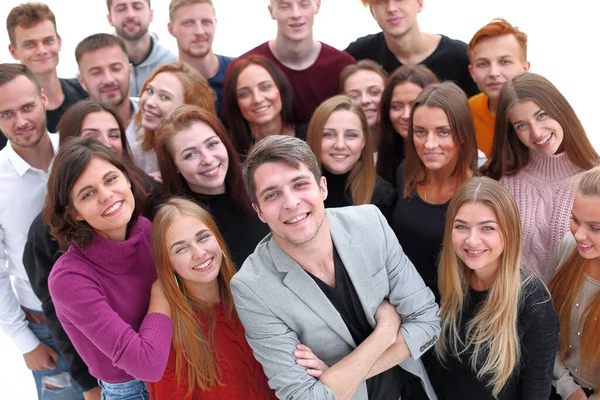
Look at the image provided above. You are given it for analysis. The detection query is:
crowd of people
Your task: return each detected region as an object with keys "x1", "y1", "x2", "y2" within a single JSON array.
[{"x1": 0, "y1": 0, "x2": 598, "y2": 400}]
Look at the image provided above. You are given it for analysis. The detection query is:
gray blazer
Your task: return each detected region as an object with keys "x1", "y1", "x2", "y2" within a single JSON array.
[{"x1": 231, "y1": 205, "x2": 440, "y2": 400}]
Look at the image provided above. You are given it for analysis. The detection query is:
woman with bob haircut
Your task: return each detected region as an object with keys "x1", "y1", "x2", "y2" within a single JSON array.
[
  {"x1": 376, "y1": 65, "x2": 439, "y2": 185},
  {"x1": 147, "y1": 198, "x2": 276, "y2": 399},
  {"x1": 430, "y1": 176, "x2": 558, "y2": 399},
  {"x1": 306, "y1": 95, "x2": 395, "y2": 221},
  {"x1": 23, "y1": 101, "x2": 162, "y2": 396},
  {"x1": 156, "y1": 105, "x2": 269, "y2": 268},
  {"x1": 545, "y1": 167, "x2": 600, "y2": 400},
  {"x1": 133, "y1": 61, "x2": 216, "y2": 177},
  {"x1": 221, "y1": 55, "x2": 306, "y2": 157},
  {"x1": 340, "y1": 60, "x2": 387, "y2": 150},
  {"x1": 44, "y1": 137, "x2": 173, "y2": 399},
  {"x1": 392, "y1": 82, "x2": 477, "y2": 301},
  {"x1": 481, "y1": 73, "x2": 600, "y2": 276}
]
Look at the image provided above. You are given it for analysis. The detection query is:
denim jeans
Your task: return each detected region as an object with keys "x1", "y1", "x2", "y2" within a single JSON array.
[
  {"x1": 98, "y1": 379, "x2": 149, "y2": 400},
  {"x1": 28, "y1": 320, "x2": 83, "y2": 400}
]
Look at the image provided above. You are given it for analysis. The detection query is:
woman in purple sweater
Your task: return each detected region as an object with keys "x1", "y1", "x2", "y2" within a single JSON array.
[{"x1": 44, "y1": 137, "x2": 173, "y2": 400}]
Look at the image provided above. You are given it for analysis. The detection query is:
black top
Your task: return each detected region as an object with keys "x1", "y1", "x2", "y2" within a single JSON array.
[
  {"x1": 21, "y1": 173, "x2": 161, "y2": 391},
  {"x1": 191, "y1": 191, "x2": 270, "y2": 269},
  {"x1": 428, "y1": 277, "x2": 559, "y2": 400},
  {"x1": 46, "y1": 78, "x2": 88, "y2": 133},
  {"x1": 0, "y1": 132, "x2": 7, "y2": 150},
  {"x1": 322, "y1": 168, "x2": 397, "y2": 224},
  {"x1": 306, "y1": 246, "x2": 406, "y2": 400},
  {"x1": 392, "y1": 165, "x2": 448, "y2": 302},
  {"x1": 345, "y1": 33, "x2": 479, "y2": 97}
]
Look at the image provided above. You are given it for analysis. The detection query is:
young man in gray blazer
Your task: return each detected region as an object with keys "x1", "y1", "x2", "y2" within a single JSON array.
[{"x1": 231, "y1": 135, "x2": 440, "y2": 400}]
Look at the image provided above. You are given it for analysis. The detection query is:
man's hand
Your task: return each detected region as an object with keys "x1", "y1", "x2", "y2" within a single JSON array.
[
  {"x1": 375, "y1": 299, "x2": 401, "y2": 343},
  {"x1": 294, "y1": 344, "x2": 330, "y2": 378},
  {"x1": 83, "y1": 386, "x2": 101, "y2": 400},
  {"x1": 23, "y1": 343, "x2": 58, "y2": 371}
]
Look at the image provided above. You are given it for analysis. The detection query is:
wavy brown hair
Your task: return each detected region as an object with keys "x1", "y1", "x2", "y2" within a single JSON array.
[
  {"x1": 151, "y1": 197, "x2": 237, "y2": 395},
  {"x1": 481, "y1": 73, "x2": 600, "y2": 180},
  {"x1": 437, "y1": 176, "x2": 535, "y2": 397},
  {"x1": 403, "y1": 81, "x2": 478, "y2": 197},
  {"x1": 155, "y1": 105, "x2": 253, "y2": 217},
  {"x1": 306, "y1": 95, "x2": 375, "y2": 205},
  {"x1": 135, "y1": 62, "x2": 216, "y2": 152},
  {"x1": 43, "y1": 137, "x2": 146, "y2": 248},
  {"x1": 549, "y1": 167, "x2": 600, "y2": 386}
]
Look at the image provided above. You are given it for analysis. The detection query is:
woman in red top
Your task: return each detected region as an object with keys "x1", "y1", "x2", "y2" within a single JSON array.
[{"x1": 148, "y1": 198, "x2": 275, "y2": 399}]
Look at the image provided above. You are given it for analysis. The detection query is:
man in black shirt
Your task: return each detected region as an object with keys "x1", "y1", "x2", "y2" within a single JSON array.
[
  {"x1": 7, "y1": 3, "x2": 87, "y2": 132},
  {"x1": 232, "y1": 136, "x2": 440, "y2": 399},
  {"x1": 345, "y1": 0, "x2": 478, "y2": 97}
]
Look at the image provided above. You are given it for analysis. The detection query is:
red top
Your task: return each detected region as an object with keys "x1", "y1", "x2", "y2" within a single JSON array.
[
  {"x1": 148, "y1": 303, "x2": 276, "y2": 400},
  {"x1": 238, "y1": 41, "x2": 356, "y2": 123}
]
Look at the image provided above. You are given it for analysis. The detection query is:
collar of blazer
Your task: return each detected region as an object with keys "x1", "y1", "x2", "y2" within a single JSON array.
[{"x1": 265, "y1": 209, "x2": 379, "y2": 346}]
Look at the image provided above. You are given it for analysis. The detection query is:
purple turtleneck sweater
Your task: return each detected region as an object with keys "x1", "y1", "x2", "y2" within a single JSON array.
[{"x1": 48, "y1": 217, "x2": 173, "y2": 383}]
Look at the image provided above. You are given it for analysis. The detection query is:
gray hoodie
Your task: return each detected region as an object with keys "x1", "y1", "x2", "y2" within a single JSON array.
[{"x1": 129, "y1": 35, "x2": 177, "y2": 97}]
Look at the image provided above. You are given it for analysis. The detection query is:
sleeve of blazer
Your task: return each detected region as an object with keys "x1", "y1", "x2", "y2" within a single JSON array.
[
  {"x1": 375, "y1": 206, "x2": 441, "y2": 359},
  {"x1": 22, "y1": 215, "x2": 99, "y2": 392},
  {"x1": 231, "y1": 278, "x2": 338, "y2": 400}
]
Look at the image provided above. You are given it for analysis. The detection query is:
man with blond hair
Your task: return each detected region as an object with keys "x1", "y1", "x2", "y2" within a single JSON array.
[
  {"x1": 7, "y1": 2, "x2": 87, "y2": 132},
  {"x1": 107, "y1": 0, "x2": 176, "y2": 97},
  {"x1": 467, "y1": 19, "x2": 530, "y2": 156},
  {"x1": 168, "y1": 0, "x2": 233, "y2": 117}
]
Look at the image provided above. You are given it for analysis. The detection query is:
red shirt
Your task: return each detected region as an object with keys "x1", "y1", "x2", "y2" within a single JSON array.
[
  {"x1": 148, "y1": 303, "x2": 276, "y2": 400},
  {"x1": 239, "y1": 41, "x2": 356, "y2": 123}
]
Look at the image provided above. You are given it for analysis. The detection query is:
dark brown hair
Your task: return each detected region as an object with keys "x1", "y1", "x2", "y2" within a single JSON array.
[
  {"x1": 156, "y1": 105, "x2": 253, "y2": 217},
  {"x1": 0, "y1": 63, "x2": 41, "y2": 94},
  {"x1": 376, "y1": 65, "x2": 439, "y2": 184},
  {"x1": 221, "y1": 55, "x2": 297, "y2": 156},
  {"x1": 6, "y1": 2, "x2": 57, "y2": 45},
  {"x1": 75, "y1": 33, "x2": 128, "y2": 65},
  {"x1": 43, "y1": 136, "x2": 146, "y2": 248},
  {"x1": 404, "y1": 82, "x2": 478, "y2": 197},
  {"x1": 482, "y1": 73, "x2": 600, "y2": 180}
]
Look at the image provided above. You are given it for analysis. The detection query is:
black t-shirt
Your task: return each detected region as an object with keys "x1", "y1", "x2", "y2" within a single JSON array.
[
  {"x1": 46, "y1": 78, "x2": 88, "y2": 133},
  {"x1": 392, "y1": 164, "x2": 448, "y2": 302},
  {"x1": 306, "y1": 247, "x2": 408, "y2": 400},
  {"x1": 345, "y1": 32, "x2": 479, "y2": 97}
]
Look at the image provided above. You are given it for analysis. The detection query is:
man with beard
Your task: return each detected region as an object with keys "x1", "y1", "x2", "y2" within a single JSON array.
[
  {"x1": 168, "y1": 0, "x2": 233, "y2": 118},
  {"x1": 107, "y1": 0, "x2": 176, "y2": 97},
  {"x1": 0, "y1": 64, "x2": 84, "y2": 399},
  {"x1": 7, "y1": 3, "x2": 88, "y2": 133},
  {"x1": 75, "y1": 34, "x2": 141, "y2": 154}
]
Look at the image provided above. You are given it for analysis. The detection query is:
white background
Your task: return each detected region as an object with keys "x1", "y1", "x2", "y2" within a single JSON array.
[{"x1": 0, "y1": 1, "x2": 598, "y2": 398}]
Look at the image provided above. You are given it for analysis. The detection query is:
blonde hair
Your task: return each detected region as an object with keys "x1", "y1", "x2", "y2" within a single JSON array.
[
  {"x1": 549, "y1": 166, "x2": 600, "y2": 386},
  {"x1": 437, "y1": 176, "x2": 533, "y2": 397},
  {"x1": 306, "y1": 95, "x2": 376, "y2": 205},
  {"x1": 151, "y1": 198, "x2": 237, "y2": 395}
]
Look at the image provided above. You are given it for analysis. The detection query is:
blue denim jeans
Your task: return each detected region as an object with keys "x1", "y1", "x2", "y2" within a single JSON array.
[
  {"x1": 28, "y1": 320, "x2": 83, "y2": 400},
  {"x1": 98, "y1": 379, "x2": 149, "y2": 400}
]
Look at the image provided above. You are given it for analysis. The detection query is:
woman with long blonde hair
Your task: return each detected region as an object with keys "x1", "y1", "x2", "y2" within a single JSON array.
[
  {"x1": 545, "y1": 167, "x2": 600, "y2": 400},
  {"x1": 430, "y1": 176, "x2": 558, "y2": 399},
  {"x1": 306, "y1": 95, "x2": 396, "y2": 221},
  {"x1": 147, "y1": 198, "x2": 275, "y2": 400}
]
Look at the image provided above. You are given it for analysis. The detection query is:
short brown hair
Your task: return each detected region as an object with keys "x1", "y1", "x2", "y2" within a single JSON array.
[
  {"x1": 404, "y1": 82, "x2": 478, "y2": 197},
  {"x1": 75, "y1": 33, "x2": 128, "y2": 65},
  {"x1": 43, "y1": 136, "x2": 146, "y2": 248},
  {"x1": 0, "y1": 63, "x2": 41, "y2": 94},
  {"x1": 243, "y1": 135, "x2": 321, "y2": 204},
  {"x1": 6, "y1": 2, "x2": 57, "y2": 46},
  {"x1": 106, "y1": 0, "x2": 151, "y2": 12},
  {"x1": 468, "y1": 18, "x2": 528, "y2": 63},
  {"x1": 169, "y1": 0, "x2": 214, "y2": 22},
  {"x1": 339, "y1": 60, "x2": 387, "y2": 93}
]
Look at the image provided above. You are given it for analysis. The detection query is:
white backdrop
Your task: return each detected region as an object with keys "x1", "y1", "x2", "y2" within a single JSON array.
[{"x1": 0, "y1": 0, "x2": 598, "y2": 398}]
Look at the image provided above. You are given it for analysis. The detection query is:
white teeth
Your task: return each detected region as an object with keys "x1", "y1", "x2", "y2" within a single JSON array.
[
  {"x1": 286, "y1": 213, "x2": 308, "y2": 224},
  {"x1": 254, "y1": 106, "x2": 269, "y2": 112},
  {"x1": 534, "y1": 134, "x2": 552, "y2": 145},
  {"x1": 466, "y1": 249, "x2": 485, "y2": 255},
  {"x1": 103, "y1": 201, "x2": 122, "y2": 216},
  {"x1": 192, "y1": 258, "x2": 212, "y2": 270},
  {"x1": 201, "y1": 166, "x2": 219, "y2": 176},
  {"x1": 331, "y1": 155, "x2": 347, "y2": 159}
]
